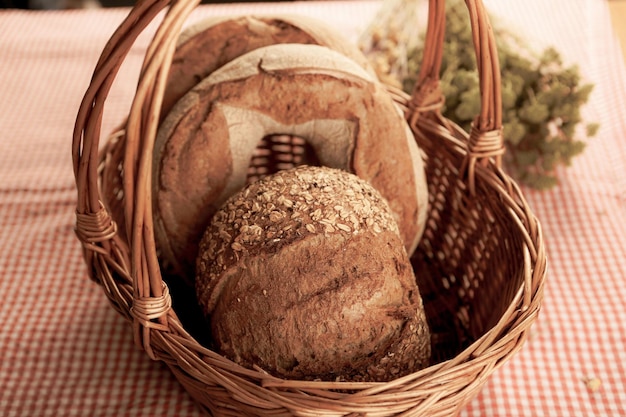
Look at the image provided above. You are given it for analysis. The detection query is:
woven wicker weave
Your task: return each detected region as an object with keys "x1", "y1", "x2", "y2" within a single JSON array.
[{"x1": 72, "y1": 0, "x2": 547, "y2": 415}]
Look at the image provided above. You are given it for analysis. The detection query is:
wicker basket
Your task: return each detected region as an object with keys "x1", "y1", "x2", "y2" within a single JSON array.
[{"x1": 72, "y1": 0, "x2": 547, "y2": 415}]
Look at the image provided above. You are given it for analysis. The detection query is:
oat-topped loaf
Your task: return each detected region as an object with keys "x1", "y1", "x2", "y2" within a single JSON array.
[{"x1": 196, "y1": 165, "x2": 431, "y2": 382}]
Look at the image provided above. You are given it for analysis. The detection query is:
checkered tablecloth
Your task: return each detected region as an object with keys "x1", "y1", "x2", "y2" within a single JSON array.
[{"x1": 1, "y1": 1, "x2": 625, "y2": 416}]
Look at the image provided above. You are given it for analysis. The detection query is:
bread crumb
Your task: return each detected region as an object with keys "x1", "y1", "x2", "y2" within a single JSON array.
[{"x1": 583, "y1": 377, "x2": 602, "y2": 392}]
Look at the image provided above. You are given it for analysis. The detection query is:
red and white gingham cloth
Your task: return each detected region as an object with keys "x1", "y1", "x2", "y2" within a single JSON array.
[{"x1": 1, "y1": 1, "x2": 625, "y2": 416}]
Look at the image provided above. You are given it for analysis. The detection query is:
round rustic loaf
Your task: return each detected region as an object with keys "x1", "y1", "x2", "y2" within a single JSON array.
[
  {"x1": 153, "y1": 43, "x2": 429, "y2": 280},
  {"x1": 196, "y1": 165, "x2": 431, "y2": 382},
  {"x1": 161, "y1": 14, "x2": 375, "y2": 118},
  {"x1": 101, "y1": 14, "x2": 375, "y2": 245}
]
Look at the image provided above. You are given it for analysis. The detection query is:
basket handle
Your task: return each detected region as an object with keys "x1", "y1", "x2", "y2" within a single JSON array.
[
  {"x1": 73, "y1": 0, "x2": 201, "y2": 357},
  {"x1": 408, "y1": 0, "x2": 504, "y2": 188}
]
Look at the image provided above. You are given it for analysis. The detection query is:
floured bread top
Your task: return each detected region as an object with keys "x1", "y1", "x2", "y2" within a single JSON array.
[
  {"x1": 161, "y1": 15, "x2": 375, "y2": 118},
  {"x1": 199, "y1": 43, "x2": 374, "y2": 87}
]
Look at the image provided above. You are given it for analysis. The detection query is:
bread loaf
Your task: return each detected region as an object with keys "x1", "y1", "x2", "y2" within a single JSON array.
[
  {"x1": 101, "y1": 14, "x2": 376, "y2": 246},
  {"x1": 196, "y1": 166, "x2": 431, "y2": 381},
  {"x1": 153, "y1": 43, "x2": 429, "y2": 280}
]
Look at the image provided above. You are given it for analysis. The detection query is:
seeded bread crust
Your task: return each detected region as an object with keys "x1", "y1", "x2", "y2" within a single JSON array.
[{"x1": 196, "y1": 166, "x2": 431, "y2": 382}]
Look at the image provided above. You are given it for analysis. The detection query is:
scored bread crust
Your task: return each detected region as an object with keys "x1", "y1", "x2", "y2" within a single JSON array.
[
  {"x1": 153, "y1": 44, "x2": 429, "y2": 280},
  {"x1": 161, "y1": 14, "x2": 376, "y2": 119},
  {"x1": 100, "y1": 14, "x2": 377, "y2": 245}
]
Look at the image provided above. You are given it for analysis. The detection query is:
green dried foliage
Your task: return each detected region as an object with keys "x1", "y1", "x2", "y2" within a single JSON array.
[{"x1": 367, "y1": 0, "x2": 598, "y2": 189}]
